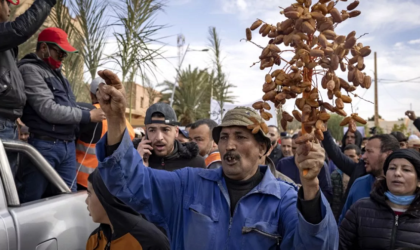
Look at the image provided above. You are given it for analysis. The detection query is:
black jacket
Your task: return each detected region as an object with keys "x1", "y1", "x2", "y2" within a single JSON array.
[
  {"x1": 0, "y1": 0, "x2": 56, "y2": 121},
  {"x1": 148, "y1": 140, "x2": 205, "y2": 171},
  {"x1": 323, "y1": 131, "x2": 367, "y2": 214},
  {"x1": 86, "y1": 170, "x2": 170, "y2": 250},
  {"x1": 268, "y1": 143, "x2": 282, "y2": 165},
  {"x1": 18, "y1": 54, "x2": 90, "y2": 141},
  {"x1": 339, "y1": 179, "x2": 420, "y2": 250}
]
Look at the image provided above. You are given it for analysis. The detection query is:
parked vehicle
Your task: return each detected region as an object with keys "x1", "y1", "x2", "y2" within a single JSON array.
[{"x1": 0, "y1": 138, "x2": 97, "y2": 250}]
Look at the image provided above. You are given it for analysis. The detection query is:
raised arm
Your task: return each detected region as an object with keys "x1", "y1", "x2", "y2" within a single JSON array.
[
  {"x1": 322, "y1": 130, "x2": 358, "y2": 176},
  {"x1": 0, "y1": 0, "x2": 56, "y2": 52},
  {"x1": 95, "y1": 69, "x2": 183, "y2": 227}
]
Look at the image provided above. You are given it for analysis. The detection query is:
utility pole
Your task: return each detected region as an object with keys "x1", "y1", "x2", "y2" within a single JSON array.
[{"x1": 374, "y1": 52, "x2": 379, "y2": 128}]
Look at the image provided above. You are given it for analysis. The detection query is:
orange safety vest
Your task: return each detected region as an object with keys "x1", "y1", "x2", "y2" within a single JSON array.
[
  {"x1": 76, "y1": 103, "x2": 135, "y2": 187},
  {"x1": 204, "y1": 151, "x2": 221, "y2": 168}
]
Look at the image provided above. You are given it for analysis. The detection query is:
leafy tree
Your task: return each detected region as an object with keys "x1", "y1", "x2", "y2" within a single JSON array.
[
  {"x1": 392, "y1": 123, "x2": 407, "y2": 133},
  {"x1": 368, "y1": 114, "x2": 382, "y2": 121}
]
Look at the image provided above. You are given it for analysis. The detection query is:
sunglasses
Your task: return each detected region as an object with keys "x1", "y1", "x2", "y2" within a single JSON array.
[{"x1": 48, "y1": 46, "x2": 67, "y2": 58}]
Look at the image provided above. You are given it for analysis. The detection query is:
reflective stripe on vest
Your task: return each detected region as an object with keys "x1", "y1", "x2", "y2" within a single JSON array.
[
  {"x1": 76, "y1": 143, "x2": 96, "y2": 155},
  {"x1": 205, "y1": 151, "x2": 221, "y2": 168},
  {"x1": 76, "y1": 103, "x2": 136, "y2": 187}
]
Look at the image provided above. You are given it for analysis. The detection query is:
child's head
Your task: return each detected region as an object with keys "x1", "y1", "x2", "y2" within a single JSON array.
[{"x1": 85, "y1": 173, "x2": 109, "y2": 224}]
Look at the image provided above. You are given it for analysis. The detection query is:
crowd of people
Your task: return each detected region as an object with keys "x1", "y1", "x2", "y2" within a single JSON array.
[{"x1": 2, "y1": 0, "x2": 420, "y2": 249}]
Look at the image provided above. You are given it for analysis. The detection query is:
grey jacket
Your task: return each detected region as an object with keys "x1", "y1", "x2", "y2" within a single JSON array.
[
  {"x1": 18, "y1": 53, "x2": 90, "y2": 140},
  {"x1": 0, "y1": 0, "x2": 56, "y2": 121}
]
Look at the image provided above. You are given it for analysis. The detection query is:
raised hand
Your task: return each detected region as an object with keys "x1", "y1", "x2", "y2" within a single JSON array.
[
  {"x1": 405, "y1": 111, "x2": 417, "y2": 121},
  {"x1": 96, "y1": 70, "x2": 127, "y2": 145},
  {"x1": 97, "y1": 70, "x2": 126, "y2": 121},
  {"x1": 295, "y1": 140, "x2": 325, "y2": 200}
]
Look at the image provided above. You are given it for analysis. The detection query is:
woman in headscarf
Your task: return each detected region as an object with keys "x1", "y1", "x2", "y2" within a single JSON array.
[
  {"x1": 85, "y1": 169, "x2": 170, "y2": 250},
  {"x1": 339, "y1": 149, "x2": 420, "y2": 249}
]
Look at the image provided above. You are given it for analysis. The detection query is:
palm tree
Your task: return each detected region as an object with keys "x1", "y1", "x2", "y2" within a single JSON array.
[
  {"x1": 71, "y1": 0, "x2": 109, "y2": 81},
  {"x1": 207, "y1": 27, "x2": 236, "y2": 119},
  {"x1": 159, "y1": 66, "x2": 211, "y2": 125},
  {"x1": 110, "y1": 0, "x2": 166, "y2": 121}
]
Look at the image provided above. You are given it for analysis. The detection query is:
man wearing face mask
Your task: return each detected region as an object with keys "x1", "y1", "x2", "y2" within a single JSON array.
[{"x1": 17, "y1": 27, "x2": 105, "y2": 203}]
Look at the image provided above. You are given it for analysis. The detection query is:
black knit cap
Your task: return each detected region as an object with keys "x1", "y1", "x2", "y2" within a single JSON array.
[{"x1": 383, "y1": 149, "x2": 420, "y2": 177}]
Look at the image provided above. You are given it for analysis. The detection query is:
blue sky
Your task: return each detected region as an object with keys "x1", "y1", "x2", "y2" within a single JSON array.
[{"x1": 100, "y1": 0, "x2": 420, "y2": 121}]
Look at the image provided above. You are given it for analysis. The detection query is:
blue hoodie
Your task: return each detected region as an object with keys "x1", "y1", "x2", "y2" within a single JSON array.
[
  {"x1": 96, "y1": 129, "x2": 339, "y2": 250},
  {"x1": 338, "y1": 174, "x2": 376, "y2": 224}
]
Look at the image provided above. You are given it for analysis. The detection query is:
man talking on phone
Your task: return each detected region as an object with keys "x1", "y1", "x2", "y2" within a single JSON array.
[{"x1": 137, "y1": 102, "x2": 205, "y2": 170}]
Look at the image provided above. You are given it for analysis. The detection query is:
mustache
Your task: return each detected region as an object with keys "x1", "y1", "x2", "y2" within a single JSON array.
[{"x1": 223, "y1": 151, "x2": 241, "y2": 161}]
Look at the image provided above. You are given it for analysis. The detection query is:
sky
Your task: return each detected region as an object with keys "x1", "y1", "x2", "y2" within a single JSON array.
[{"x1": 97, "y1": 0, "x2": 420, "y2": 122}]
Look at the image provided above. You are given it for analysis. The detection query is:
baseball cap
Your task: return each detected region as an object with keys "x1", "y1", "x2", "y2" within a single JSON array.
[
  {"x1": 90, "y1": 77, "x2": 104, "y2": 94},
  {"x1": 145, "y1": 103, "x2": 179, "y2": 126},
  {"x1": 6, "y1": 0, "x2": 19, "y2": 5},
  {"x1": 179, "y1": 129, "x2": 189, "y2": 138},
  {"x1": 212, "y1": 107, "x2": 271, "y2": 154},
  {"x1": 38, "y1": 27, "x2": 78, "y2": 53}
]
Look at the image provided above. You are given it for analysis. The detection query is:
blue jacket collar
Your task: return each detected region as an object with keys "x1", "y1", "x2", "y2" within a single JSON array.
[{"x1": 198, "y1": 165, "x2": 282, "y2": 200}]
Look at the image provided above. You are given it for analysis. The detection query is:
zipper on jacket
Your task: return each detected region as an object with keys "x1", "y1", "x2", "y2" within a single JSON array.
[
  {"x1": 242, "y1": 227, "x2": 281, "y2": 245},
  {"x1": 161, "y1": 158, "x2": 165, "y2": 167},
  {"x1": 218, "y1": 182, "x2": 263, "y2": 249},
  {"x1": 390, "y1": 214, "x2": 399, "y2": 249}
]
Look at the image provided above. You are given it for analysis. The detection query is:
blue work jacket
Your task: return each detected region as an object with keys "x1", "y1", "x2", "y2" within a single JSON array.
[{"x1": 96, "y1": 130, "x2": 339, "y2": 250}]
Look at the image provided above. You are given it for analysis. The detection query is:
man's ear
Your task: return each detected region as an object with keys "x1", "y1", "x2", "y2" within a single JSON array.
[
  {"x1": 259, "y1": 142, "x2": 267, "y2": 158},
  {"x1": 175, "y1": 126, "x2": 179, "y2": 137}
]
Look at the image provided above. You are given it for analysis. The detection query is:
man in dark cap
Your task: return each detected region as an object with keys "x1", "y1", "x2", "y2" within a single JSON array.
[{"x1": 136, "y1": 102, "x2": 205, "y2": 170}]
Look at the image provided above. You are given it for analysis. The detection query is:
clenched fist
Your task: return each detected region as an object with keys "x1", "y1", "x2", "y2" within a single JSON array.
[
  {"x1": 96, "y1": 70, "x2": 127, "y2": 145},
  {"x1": 295, "y1": 140, "x2": 325, "y2": 200},
  {"x1": 97, "y1": 70, "x2": 127, "y2": 121}
]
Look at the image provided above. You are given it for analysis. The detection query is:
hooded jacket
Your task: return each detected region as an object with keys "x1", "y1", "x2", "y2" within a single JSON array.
[
  {"x1": 341, "y1": 129, "x2": 363, "y2": 152},
  {"x1": 0, "y1": 0, "x2": 56, "y2": 121},
  {"x1": 339, "y1": 178, "x2": 420, "y2": 250},
  {"x1": 18, "y1": 53, "x2": 90, "y2": 141},
  {"x1": 86, "y1": 170, "x2": 170, "y2": 250},
  {"x1": 147, "y1": 140, "x2": 206, "y2": 171}
]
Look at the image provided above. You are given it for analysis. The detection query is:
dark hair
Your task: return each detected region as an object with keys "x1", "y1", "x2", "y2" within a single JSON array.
[
  {"x1": 185, "y1": 123, "x2": 193, "y2": 128},
  {"x1": 292, "y1": 133, "x2": 299, "y2": 140},
  {"x1": 369, "y1": 134, "x2": 400, "y2": 153},
  {"x1": 268, "y1": 125, "x2": 280, "y2": 135},
  {"x1": 36, "y1": 42, "x2": 43, "y2": 52},
  {"x1": 254, "y1": 131, "x2": 271, "y2": 152},
  {"x1": 191, "y1": 119, "x2": 218, "y2": 139},
  {"x1": 151, "y1": 112, "x2": 165, "y2": 118},
  {"x1": 390, "y1": 131, "x2": 408, "y2": 142},
  {"x1": 362, "y1": 137, "x2": 369, "y2": 140},
  {"x1": 282, "y1": 135, "x2": 292, "y2": 140},
  {"x1": 344, "y1": 144, "x2": 361, "y2": 156}
]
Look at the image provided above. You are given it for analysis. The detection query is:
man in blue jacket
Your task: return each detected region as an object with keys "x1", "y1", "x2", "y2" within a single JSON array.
[{"x1": 94, "y1": 70, "x2": 339, "y2": 250}]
